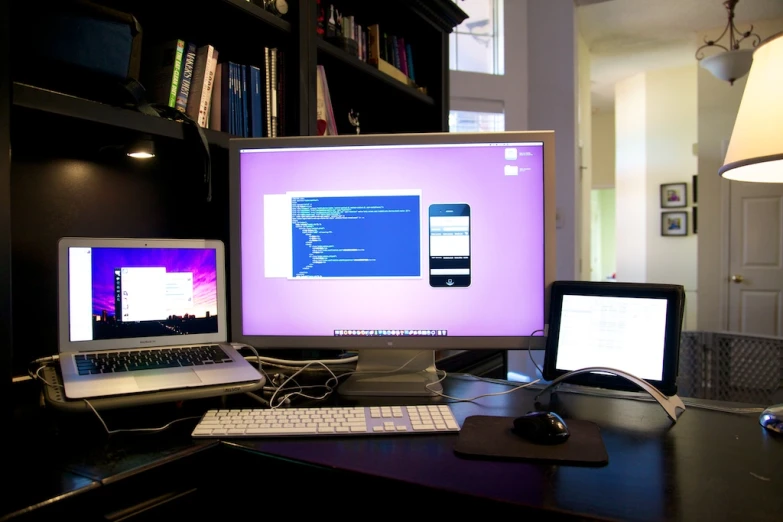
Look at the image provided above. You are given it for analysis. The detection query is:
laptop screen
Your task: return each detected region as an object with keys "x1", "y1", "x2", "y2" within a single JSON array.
[{"x1": 67, "y1": 246, "x2": 219, "y2": 342}]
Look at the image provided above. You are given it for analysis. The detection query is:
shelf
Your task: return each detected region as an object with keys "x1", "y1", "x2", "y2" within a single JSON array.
[
  {"x1": 12, "y1": 83, "x2": 231, "y2": 148},
  {"x1": 316, "y1": 39, "x2": 434, "y2": 106},
  {"x1": 220, "y1": 0, "x2": 291, "y2": 34}
]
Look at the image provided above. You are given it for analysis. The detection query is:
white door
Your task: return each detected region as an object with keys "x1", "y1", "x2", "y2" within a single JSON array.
[{"x1": 728, "y1": 181, "x2": 783, "y2": 335}]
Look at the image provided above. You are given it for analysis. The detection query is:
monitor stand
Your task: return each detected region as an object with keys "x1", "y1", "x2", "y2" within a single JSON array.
[{"x1": 338, "y1": 349, "x2": 443, "y2": 397}]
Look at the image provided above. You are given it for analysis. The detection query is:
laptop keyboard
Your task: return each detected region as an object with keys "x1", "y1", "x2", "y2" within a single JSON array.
[{"x1": 74, "y1": 345, "x2": 234, "y2": 375}]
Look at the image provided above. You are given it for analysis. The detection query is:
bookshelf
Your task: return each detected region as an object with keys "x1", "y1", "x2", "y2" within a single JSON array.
[{"x1": 2, "y1": 0, "x2": 466, "y2": 375}]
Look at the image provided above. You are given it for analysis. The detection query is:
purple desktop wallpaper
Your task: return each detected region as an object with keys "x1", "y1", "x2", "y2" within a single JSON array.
[
  {"x1": 91, "y1": 248, "x2": 218, "y2": 319},
  {"x1": 239, "y1": 143, "x2": 545, "y2": 336}
]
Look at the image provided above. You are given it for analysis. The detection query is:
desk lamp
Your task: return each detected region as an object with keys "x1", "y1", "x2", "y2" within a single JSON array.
[{"x1": 718, "y1": 32, "x2": 783, "y2": 433}]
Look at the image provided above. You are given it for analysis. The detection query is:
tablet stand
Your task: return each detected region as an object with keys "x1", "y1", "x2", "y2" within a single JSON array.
[{"x1": 534, "y1": 367, "x2": 686, "y2": 423}]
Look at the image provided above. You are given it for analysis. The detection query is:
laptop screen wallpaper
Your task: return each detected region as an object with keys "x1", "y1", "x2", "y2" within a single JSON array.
[{"x1": 68, "y1": 247, "x2": 219, "y2": 342}]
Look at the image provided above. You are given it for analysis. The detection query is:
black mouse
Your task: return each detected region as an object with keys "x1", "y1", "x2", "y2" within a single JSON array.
[{"x1": 512, "y1": 411, "x2": 570, "y2": 445}]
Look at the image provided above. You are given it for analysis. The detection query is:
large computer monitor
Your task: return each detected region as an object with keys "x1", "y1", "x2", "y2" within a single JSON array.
[{"x1": 229, "y1": 131, "x2": 556, "y2": 396}]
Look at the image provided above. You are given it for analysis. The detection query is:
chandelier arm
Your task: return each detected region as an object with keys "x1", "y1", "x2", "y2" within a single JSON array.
[
  {"x1": 734, "y1": 24, "x2": 761, "y2": 49},
  {"x1": 695, "y1": 42, "x2": 729, "y2": 60}
]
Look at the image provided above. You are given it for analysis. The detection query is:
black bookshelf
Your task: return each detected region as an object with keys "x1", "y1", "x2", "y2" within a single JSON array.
[
  {"x1": 13, "y1": 83, "x2": 232, "y2": 148},
  {"x1": 1, "y1": 0, "x2": 11, "y2": 413},
  {"x1": 4, "y1": 0, "x2": 467, "y2": 376},
  {"x1": 220, "y1": 0, "x2": 293, "y2": 33},
  {"x1": 315, "y1": 39, "x2": 435, "y2": 106}
]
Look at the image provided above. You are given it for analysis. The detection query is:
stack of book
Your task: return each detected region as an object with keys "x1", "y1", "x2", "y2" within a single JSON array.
[{"x1": 145, "y1": 39, "x2": 285, "y2": 137}]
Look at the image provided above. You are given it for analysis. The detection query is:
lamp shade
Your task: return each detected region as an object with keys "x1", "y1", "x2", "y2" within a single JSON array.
[
  {"x1": 699, "y1": 49, "x2": 754, "y2": 84},
  {"x1": 720, "y1": 33, "x2": 783, "y2": 182}
]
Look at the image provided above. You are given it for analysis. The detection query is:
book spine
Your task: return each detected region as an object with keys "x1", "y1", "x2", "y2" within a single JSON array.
[
  {"x1": 242, "y1": 64, "x2": 248, "y2": 138},
  {"x1": 210, "y1": 62, "x2": 222, "y2": 131},
  {"x1": 270, "y1": 49, "x2": 278, "y2": 138},
  {"x1": 398, "y1": 38, "x2": 408, "y2": 76},
  {"x1": 406, "y1": 44, "x2": 415, "y2": 82},
  {"x1": 175, "y1": 43, "x2": 197, "y2": 113},
  {"x1": 265, "y1": 48, "x2": 272, "y2": 137},
  {"x1": 250, "y1": 65, "x2": 262, "y2": 138},
  {"x1": 168, "y1": 40, "x2": 185, "y2": 107},
  {"x1": 197, "y1": 47, "x2": 219, "y2": 127},
  {"x1": 368, "y1": 25, "x2": 380, "y2": 65}
]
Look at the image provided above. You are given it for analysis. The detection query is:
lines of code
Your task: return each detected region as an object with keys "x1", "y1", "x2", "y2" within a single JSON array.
[{"x1": 291, "y1": 195, "x2": 421, "y2": 278}]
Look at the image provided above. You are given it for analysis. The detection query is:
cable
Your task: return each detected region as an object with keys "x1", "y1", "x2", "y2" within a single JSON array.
[
  {"x1": 426, "y1": 369, "x2": 541, "y2": 402},
  {"x1": 230, "y1": 342, "x2": 358, "y2": 365},
  {"x1": 267, "y1": 350, "x2": 439, "y2": 408},
  {"x1": 35, "y1": 364, "x2": 63, "y2": 389},
  {"x1": 537, "y1": 383, "x2": 766, "y2": 414},
  {"x1": 83, "y1": 399, "x2": 202, "y2": 435},
  {"x1": 527, "y1": 328, "x2": 545, "y2": 376}
]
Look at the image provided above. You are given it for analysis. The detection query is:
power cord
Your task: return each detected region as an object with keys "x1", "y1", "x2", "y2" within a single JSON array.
[
  {"x1": 82, "y1": 399, "x2": 203, "y2": 435},
  {"x1": 25, "y1": 350, "x2": 264, "y2": 435},
  {"x1": 527, "y1": 329, "x2": 545, "y2": 376},
  {"x1": 425, "y1": 370, "x2": 540, "y2": 402}
]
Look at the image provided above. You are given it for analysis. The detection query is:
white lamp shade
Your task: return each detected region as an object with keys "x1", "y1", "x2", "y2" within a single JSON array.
[
  {"x1": 699, "y1": 49, "x2": 754, "y2": 83},
  {"x1": 720, "y1": 33, "x2": 783, "y2": 183}
]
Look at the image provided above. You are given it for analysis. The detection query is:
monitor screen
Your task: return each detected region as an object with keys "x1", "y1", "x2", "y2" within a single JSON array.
[{"x1": 230, "y1": 132, "x2": 555, "y2": 352}]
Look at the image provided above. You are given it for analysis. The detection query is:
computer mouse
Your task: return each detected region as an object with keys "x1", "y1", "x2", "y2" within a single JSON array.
[
  {"x1": 759, "y1": 404, "x2": 783, "y2": 434},
  {"x1": 512, "y1": 411, "x2": 570, "y2": 445}
]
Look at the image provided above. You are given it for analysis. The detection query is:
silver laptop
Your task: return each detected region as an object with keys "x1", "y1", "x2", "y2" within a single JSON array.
[{"x1": 57, "y1": 237, "x2": 262, "y2": 400}]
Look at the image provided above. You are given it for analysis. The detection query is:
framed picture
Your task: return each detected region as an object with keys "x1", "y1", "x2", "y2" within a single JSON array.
[
  {"x1": 660, "y1": 182, "x2": 687, "y2": 208},
  {"x1": 692, "y1": 175, "x2": 698, "y2": 204},
  {"x1": 693, "y1": 206, "x2": 698, "y2": 234},
  {"x1": 662, "y1": 211, "x2": 688, "y2": 236}
]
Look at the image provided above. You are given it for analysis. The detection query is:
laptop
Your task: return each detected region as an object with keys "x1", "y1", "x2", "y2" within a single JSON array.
[{"x1": 57, "y1": 237, "x2": 263, "y2": 401}]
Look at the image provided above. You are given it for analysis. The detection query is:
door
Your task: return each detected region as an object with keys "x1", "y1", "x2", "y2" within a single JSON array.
[{"x1": 728, "y1": 181, "x2": 783, "y2": 335}]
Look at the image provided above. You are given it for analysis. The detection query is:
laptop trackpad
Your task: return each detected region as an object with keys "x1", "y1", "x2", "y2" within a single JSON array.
[{"x1": 134, "y1": 368, "x2": 202, "y2": 390}]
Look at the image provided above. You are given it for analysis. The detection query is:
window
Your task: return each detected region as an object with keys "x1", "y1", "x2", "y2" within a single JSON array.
[
  {"x1": 450, "y1": 0, "x2": 504, "y2": 75},
  {"x1": 449, "y1": 110, "x2": 505, "y2": 133}
]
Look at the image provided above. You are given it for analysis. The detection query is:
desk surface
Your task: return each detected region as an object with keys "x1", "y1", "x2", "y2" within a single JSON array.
[{"x1": 6, "y1": 376, "x2": 782, "y2": 521}]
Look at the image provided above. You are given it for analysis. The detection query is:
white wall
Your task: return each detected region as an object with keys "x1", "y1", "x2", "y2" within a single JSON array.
[
  {"x1": 591, "y1": 110, "x2": 615, "y2": 188},
  {"x1": 577, "y1": 33, "x2": 593, "y2": 281},
  {"x1": 614, "y1": 66, "x2": 698, "y2": 294},
  {"x1": 697, "y1": 17, "x2": 783, "y2": 331},
  {"x1": 615, "y1": 73, "x2": 647, "y2": 282},
  {"x1": 644, "y1": 66, "x2": 698, "y2": 291},
  {"x1": 527, "y1": 0, "x2": 578, "y2": 280}
]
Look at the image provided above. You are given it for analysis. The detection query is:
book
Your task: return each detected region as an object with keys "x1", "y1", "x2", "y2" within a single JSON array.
[
  {"x1": 175, "y1": 42, "x2": 198, "y2": 113},
  {"x1": 187, "y1": 44, "x2": 219, "y2": 127},
  {"x1": 145, "y1": 39, "x2": 185, "y2": 108},
  {"x1": 209, "y1": 62, "x2": 222, "y2": 131}
]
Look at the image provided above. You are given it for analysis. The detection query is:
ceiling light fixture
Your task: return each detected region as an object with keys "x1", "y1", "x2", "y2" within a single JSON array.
[{"x1": 696, "y1": 0, "x2": 761, "y2": 85}]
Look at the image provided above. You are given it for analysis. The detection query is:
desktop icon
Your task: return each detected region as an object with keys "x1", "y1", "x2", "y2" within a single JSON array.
[
  {"x1": 504, "y1": 148, "x2": 518, "y2": 160},
  {"x1": 504, "y1": 165, "x2": 519, "y2": 176}
]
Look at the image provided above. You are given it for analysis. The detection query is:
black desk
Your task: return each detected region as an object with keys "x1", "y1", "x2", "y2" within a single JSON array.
[{"x1": 5, "y1": 376, "x2": 782, "y2": 521}]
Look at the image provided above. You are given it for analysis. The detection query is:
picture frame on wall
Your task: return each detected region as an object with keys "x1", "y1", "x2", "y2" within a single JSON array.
[
  {"x1": 662, "y1": 211, "x2": 688, "y2": 236},
  {"x1": 693, "y1": 206, "x2": 698, "y2": 234},
  {"x1": 660, "y1": 182, "x2": 688, "y2": 208},
  {"x1": 692, "y1": 175, "x2": 698, "y2": 204}
]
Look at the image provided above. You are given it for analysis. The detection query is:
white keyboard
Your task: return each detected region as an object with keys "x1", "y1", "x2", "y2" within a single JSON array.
[{"x1": 191, "y1": 404, "x2": 460, "y2": 438}]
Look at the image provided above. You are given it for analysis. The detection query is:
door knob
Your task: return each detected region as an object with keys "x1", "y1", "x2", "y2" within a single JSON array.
[{"x1": 731, "y1": 274, "x2": 744, "y2": 283}]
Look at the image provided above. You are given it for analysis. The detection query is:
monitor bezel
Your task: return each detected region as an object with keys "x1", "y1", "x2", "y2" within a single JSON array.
[
  {"x1": 228, "y1": 131, "x2": 556, "y2": 351},
  {"x1": 542, "y1": 280, "x2": 685, "y2": 396}
]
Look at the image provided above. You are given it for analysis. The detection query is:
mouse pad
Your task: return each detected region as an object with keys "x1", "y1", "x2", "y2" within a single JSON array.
[{"x1": 453, "y1": 415, "x2": 608, "y2": 466}]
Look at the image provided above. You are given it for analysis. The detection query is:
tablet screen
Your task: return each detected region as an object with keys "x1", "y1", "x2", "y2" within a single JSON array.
[{"x1": 554, "y1": 295, "x2": 668, "y2": 381}]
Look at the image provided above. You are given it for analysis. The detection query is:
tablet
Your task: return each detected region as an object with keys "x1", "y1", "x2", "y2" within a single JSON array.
[{"x1": 542, "y1": 281, "x2": 685, "y2": 396}]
